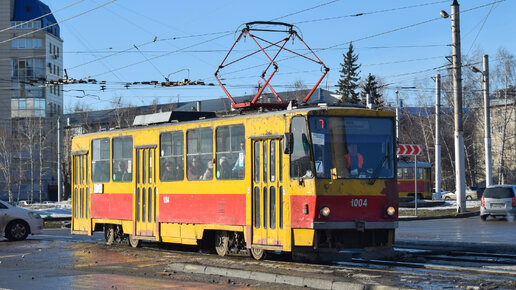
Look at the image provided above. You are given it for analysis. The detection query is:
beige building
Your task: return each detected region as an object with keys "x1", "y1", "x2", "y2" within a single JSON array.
[{"x1": 0, "y1": 0, "x2": 63, "y2": 120}]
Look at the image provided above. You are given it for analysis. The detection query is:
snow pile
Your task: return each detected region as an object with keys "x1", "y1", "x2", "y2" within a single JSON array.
[{"x1": 20, "y1": 200, "x2": 72, "y2": 218}]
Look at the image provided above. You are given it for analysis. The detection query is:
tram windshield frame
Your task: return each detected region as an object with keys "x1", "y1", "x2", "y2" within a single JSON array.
[{"x1": 308, "y1": 116, "x2": 395, "y2": 180}]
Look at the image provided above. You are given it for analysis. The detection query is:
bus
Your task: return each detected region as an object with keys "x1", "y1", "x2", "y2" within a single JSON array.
[
  {"x1": 71, "y1": 105, "x2": 398, "y2": 260},
  {"x1": 397, "y1": 161, "x2": 432, "y2": 199}
]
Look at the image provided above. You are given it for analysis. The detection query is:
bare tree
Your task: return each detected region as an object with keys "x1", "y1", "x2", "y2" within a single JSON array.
[{"x1": 0, "y1": 125, "x2": 14, "y2": 204}]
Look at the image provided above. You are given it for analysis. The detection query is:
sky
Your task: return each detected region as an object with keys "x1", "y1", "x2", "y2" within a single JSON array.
[{"x1": 36, "y1": 0, "x2": 516, "y2": 112}]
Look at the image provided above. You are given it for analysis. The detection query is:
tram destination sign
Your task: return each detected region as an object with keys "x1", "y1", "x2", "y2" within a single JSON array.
[{"x1": 397, "y1": 144, "x2": 422, "y2": 156}]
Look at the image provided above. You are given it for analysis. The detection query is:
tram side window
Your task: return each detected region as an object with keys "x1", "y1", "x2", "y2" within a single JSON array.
[
  {"x1": 290, "y1": 116, "x2": 313, "y2": 179},
  {"x1": 403, "y1": 168, "x2": 413, "y2": 179},
  {"x1": 397, "y1": 168, "x2": 403, "y2": 179},
  {"x1": 112, "y1": 136, "x2": 132, "y2": 182},
  {"x1": 187, "y1": 128, "x2": 213, "y2": 180},
  {"x1": 216, "y1": 124, "x2": 245, "y2": 180},
  {"x1": 417, "y1": 168, "x2": 423, "y2": 179},
  {"x1": 160, "y1": 131, "x2": 184, "y2": 181},
  {"x1": 92, "y1": 138, "x2": 110, "y2": 182}
]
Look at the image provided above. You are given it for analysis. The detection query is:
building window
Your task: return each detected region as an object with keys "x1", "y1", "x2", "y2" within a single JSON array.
[
  {"x1": 18, "y1": 100, "x2": 26, "y2": 110},
  {"x1": 11, "y1": 38, "x2": 42, "y2": 49},
  {"x1": 10, "y1": 21, "x2": 41, "y2": 29},
  {"x1": 12, "y1": 58, "x2": 44, "y2": 80}
]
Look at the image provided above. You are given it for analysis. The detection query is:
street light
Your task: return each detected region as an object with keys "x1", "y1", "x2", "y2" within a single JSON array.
[
  {"x1": 442, "y1": 0, "x2": 466, "y2": 213},
  {"x1": 395, "y1": 87, "x2": 415, "y2": 143},
  {"x1": 471, "y1": 54, "x2": 493, "y2": 187}
]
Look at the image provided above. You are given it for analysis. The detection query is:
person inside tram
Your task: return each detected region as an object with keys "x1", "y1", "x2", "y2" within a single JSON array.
[
  {"x1": 187, "y1": 157, "x2": 203, "y2": 180},
  {"x1": 202, "y1": 160, "x2": 213, "y2": 180},
  {"x1": 113, "y1": 160, "x2": 129, "y2": 181},
  {"x1": 161, "y1": 161, "x2": 177, "y2": 181},
  {"x1": 217, "y1": 156, "x2": 231, "y2": 179},
  {"x1": 345, "y1": 143, "x2": 364, "y2": 176}
]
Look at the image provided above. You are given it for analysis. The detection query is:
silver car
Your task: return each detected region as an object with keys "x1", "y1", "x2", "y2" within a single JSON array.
[
  {"x1": 0, "y1": 200, "x2": 44, "y2": 241},
  {"x1": 480, "y1": 185, "x2": 516, "y2": 221}
]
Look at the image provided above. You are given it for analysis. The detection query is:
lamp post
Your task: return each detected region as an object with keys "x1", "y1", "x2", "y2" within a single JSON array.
[
  {"x1": 441, "y1": 0, "x2": 466, "y2": 213},
  {"x1": 394, "y1": 87, "x2": 416, "y2": 144},
  {"x1": 472, "y1": 54, "x2": 492, "y2": 188}
]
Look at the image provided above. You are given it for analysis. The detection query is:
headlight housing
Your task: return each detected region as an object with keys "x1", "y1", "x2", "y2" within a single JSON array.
[
  {"x1": 386, "y1": 206, "x2": 396, "y2": 216},
  {"x1": 28, "y1": 212, "x2": 42, "y2": 219},
  {"x1": 320, "y1": 206, "x2": 331, "y2": 217}
]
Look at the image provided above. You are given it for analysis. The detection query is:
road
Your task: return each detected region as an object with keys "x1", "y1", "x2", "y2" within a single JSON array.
[
  {"x1": 1, "y1": 217, "x2": 516, "y2": 289},
  {"x1": 397, "y1": 216, "x2": 516, "y2": 251}
]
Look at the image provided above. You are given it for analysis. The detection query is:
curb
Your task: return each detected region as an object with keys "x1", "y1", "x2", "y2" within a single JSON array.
[{"x1": 164, "y1": 262, "x2": 408, "y2": 290}]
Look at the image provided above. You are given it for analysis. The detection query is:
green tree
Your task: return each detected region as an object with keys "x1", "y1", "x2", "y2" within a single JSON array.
[
  {"x1": 361, "y1": 73, "x2": 384, "y2": 108},
  {"x1": 337, "y1": 42, "x2": 361, "y2": 104}
]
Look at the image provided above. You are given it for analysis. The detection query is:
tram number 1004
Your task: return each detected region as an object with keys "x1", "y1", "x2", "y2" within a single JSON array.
[{"x1": 350, "y1": 198, "x2": 368, "y2": 208}]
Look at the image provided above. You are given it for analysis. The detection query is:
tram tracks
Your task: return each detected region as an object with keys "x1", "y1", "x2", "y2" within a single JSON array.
[{"x1": 338, "y1": 248, "x2": 516, "y2": 278}]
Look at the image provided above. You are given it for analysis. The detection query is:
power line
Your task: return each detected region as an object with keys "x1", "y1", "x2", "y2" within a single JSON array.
[
  {"x1": 293, "y1": 0, "x2": 449, "y2": 24},
  {"x1": 271, "y1": 0, "x2": 340, "y2": 21}
]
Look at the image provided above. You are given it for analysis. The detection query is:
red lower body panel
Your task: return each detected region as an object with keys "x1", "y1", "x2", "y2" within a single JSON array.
[
  {"x1": 159, "y1": 194, "x2": 246, "y2": 225},
  {"x1": 291, "y1": 195, "x2": 396, "y2": 228},
  {"x1": 90, "y1": 193, "x2": 133, "y2": 220}
]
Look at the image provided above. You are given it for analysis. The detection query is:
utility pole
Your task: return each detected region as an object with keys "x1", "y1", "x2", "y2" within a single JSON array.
[
  {"x1": 57, "y1": 116, "x2": 61, "y2": 203},
  {"x1": 450, "y1": 0, "x2": 466, "y2": 213},
  {"x1": 395, "y1": 90, "x2": 400, "y2": 143},
  {"x1": 435, "y1": 74, "x2": 442, "y2": 199},
  {"x1": 482, "y1": 55, "x2": 492, "y2": 188}
]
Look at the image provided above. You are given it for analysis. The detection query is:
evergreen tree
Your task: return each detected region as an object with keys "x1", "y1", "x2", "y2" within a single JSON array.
[
  {"x1": 361, "y1": 73, "x2": 384, "y2": 108},
  {"x1": 336, "y1": 42, "x2": 361, "y2": 104}
]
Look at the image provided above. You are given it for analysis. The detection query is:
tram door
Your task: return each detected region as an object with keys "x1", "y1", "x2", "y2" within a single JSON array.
[
  {"x1": 251, "y1": 138, "x2": 285, "y2": 246},
  {"x1": 72, "y1": 152, "x2": 90, "y2": 233},
  {"x1": 135, "y1": 146, "x2": 157, "y2": 237}
]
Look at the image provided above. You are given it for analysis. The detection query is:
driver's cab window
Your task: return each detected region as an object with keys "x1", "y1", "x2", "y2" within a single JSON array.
[{"x1": 290, "y1": 116, "x2": 312, "y2": 179}]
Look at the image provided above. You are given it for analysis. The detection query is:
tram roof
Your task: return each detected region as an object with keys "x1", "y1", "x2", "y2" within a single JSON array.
[{"x1": 72, "y1": 104, "x2": 394, "y2": 138}]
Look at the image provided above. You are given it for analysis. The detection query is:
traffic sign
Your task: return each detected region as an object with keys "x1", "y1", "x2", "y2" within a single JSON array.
[{"x1": 397, "y1": 144, "x2": 422, "y2": 156}]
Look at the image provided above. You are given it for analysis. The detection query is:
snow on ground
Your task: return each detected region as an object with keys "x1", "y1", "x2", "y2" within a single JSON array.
[
  {"x1": 20, "y1": 200, "x2": 72, "y2": 218},
  {"x1": 400, "y1": 200, "x2": 481, "y2": 210}
]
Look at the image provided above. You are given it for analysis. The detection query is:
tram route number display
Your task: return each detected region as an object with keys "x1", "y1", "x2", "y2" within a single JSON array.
[{"x1": 350, "y1": 198, "x2": 368, "y2": 207}]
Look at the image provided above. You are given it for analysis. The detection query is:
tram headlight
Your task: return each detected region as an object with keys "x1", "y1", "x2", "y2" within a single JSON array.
[
  {"x1": 320, "y1": 206, "x2": 331, "y2": 217},
  {"x1": 386, "y1": 206, "x2": 396, "y2": 216}
]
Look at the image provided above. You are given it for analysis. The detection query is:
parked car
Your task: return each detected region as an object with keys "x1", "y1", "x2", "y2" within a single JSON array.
[
  {"x1": 0, "y1": 200, "x2": 43, "y2": 241},
  {"x1": 432, "y1": 189, "x2": 450, "y2": 200},
  {"x1": 442, "y1": 187, "x2": 479, "y2": 200},
  {"x1": 480, "y1": 185, "x2": 516, "y2": 221}
]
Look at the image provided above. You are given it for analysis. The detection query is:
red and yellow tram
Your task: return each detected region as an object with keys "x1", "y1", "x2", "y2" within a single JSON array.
[
  {"x1": 396, "y1": 162, "x2": 432, "y2": 199},
  {"x1": 71, "y1": 106, "x2": 398, "y2": 259}
]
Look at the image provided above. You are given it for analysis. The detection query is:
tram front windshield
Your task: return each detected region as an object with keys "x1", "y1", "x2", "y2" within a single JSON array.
[{"x1": 309, "y1": 116, "x2": 394, "y2": 179}]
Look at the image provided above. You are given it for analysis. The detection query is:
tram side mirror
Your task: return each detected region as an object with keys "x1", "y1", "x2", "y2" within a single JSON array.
[{"x1": 283, "y1": 133, "x2": 293, "y2": 154}]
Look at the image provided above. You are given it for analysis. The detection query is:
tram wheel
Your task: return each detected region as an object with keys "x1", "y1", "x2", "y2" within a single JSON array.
[
  {"x1": 215, "y1": 231, "x2": 229, "y2": 256},
  {"x1": 104, "y1": 225, "x2": 114, "y2": 246},
  {"x1": 250, "y1": 248, "x2": 266, "y2": 260},
  {"x1": 128, "y1": 234, "x2": 141, "y2": 248}
]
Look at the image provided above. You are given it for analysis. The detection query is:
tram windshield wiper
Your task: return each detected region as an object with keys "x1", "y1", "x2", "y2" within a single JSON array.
[{"x1": 367, "y1": 154, "x2": 390, "y2": 185}]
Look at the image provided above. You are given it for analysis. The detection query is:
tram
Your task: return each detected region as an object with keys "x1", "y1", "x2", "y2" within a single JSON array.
[
  {"x1": 397, "y1": 161, "x2": 432, "y2": 199},
  {"x1": 71, "y1": 106, "x2": 398, "y2": 259}
]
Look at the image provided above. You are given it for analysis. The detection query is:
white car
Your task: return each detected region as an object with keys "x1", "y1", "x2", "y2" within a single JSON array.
[{"x1": 0, "y1": 200, "x2": 43, "y2": 241}]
